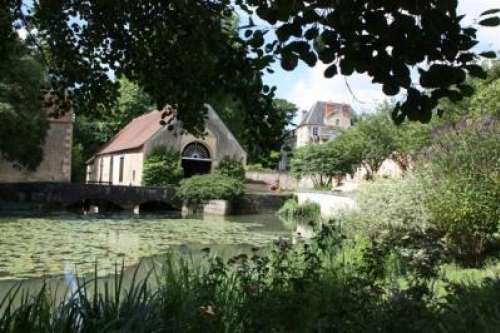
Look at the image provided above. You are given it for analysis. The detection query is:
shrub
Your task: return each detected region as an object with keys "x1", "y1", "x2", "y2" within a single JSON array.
[
  {"x1": 214, "y1": 156, "x2": 245, "y2": 181},
  {"x1": 346, "y1": 174, "x2": 432, "y2": 238},
  {"x1": 142, "y1": 146, "x2": 183, "y2": 186},
  {"x1": 177, "y1": 174, "x2": 244, "y2": 203},
  {"x1": 347, "y1": 119, "x2": 500, "y2": 268},
  {"x1": 420, "y1": 120, "x2": 500, "y2": 267},
  {"x1": 278, "y1": 197, "x2": 321, "y2": 224}
]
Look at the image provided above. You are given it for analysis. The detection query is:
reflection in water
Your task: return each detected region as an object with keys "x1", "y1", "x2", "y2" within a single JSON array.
[{"x1": 0, "y1": 213, "x2": 288, "y2": 281}]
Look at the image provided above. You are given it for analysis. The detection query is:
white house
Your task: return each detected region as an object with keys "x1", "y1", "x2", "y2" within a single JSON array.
[{"x1": 296, "y1": 101, "x2": 353, "y2": 147}]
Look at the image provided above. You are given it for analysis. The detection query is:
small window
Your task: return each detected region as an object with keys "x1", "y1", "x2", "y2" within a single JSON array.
[
  {"x1": 312, "y1": 127, "x2": 319, "y2": 136},
  {"x1": 335, "y1": 119, "x2": 340, "y2": 126},
  {"x1": 99, "y1": 159, "x2": 104, "y2": 183},
  {"x1": 119, "y1": 157, "x2": 125, "y2": 183},
  {"x1": 109, "y1": 156, "x2": 114, "y2": 184}
]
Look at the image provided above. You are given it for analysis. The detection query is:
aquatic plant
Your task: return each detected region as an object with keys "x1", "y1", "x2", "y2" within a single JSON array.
[{"x1": 277, "y1": 198, "x2": 321, "y2": 225}]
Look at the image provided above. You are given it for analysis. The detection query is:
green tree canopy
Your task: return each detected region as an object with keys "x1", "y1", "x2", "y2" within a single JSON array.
[
  {"x1": 0, "y1": 9, "x2": 48, "y2": 170},
  {"x1": 4, "y1": 1, "x2": 498, "y2": 133}
]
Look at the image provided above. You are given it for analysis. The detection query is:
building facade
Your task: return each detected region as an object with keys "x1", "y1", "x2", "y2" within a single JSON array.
[
  {"x1": 0, "y1": 113, "x2": 73, "y2": 183},
  {"x1": 86, "y1": 105, "x2": 247, "y2": 186},
  {"x1": 296, "y1": 101, "x2": 353, "y2": 147}
]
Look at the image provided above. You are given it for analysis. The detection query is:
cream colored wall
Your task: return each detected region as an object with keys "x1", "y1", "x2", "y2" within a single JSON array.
[
  {"x1": 87, "y1": 150, "x2": 144, "y2": 186},
  {"x1": 296, "y1": 126, "x2": 310, "y2": 147},
  {"x1": 324, "y1": 112, "x2": 351, "y2": 129},
  {"x1": 0, "y1": 121, "x2": 73, "y2": 183}
]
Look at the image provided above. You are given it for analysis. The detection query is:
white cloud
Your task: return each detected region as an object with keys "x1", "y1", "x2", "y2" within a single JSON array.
[{"x1": 284, "y1": 64, "x2": 389, "y2": 114}]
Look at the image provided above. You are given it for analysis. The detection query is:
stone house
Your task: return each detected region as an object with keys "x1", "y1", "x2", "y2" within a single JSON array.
[
  {"x1": 296, "y1": 101, "x2": 353, "y2": 147},
  {"x1": 86, "y1": 105, "x2": 247, "y2": 186},
  {"x1": 0, "y1": 112, "x2": 73, "y2": 183}
]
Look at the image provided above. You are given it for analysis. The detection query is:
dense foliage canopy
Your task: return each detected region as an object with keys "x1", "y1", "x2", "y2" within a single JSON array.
[
  {"x1": 4, "y1": 1, "x2": 499, "y2": 129},
  {"x1": 0, "y1": 9, "x2": 48, "y2": 170},
  {"x1": 1, "y1": 1, "x2": 499, "y2": 169}
]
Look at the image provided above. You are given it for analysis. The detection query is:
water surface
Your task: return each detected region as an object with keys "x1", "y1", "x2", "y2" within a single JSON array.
[{"x1": 0, "y1": 212, "x2": 288, "y2": 281}]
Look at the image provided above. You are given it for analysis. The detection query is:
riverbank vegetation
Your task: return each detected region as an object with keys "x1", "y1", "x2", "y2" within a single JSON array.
[
  {"x1": 177, "y1": 174, "x2": 244, "y2": 204},
  {"x1": 1, "y1": 223, "x2": 500, "y2": 332},
  {"x1": 277, "y1": 198, "x2": 321, "y2": 225}
]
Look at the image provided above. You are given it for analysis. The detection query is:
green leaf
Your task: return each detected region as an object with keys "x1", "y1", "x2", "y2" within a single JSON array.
[
  {"x1": 479, "y1": 17, "x2": 500, "y2": 26},
  {"x1": 466, "y1": 65, "x2": 488, "y2": 79},
  {"x1": 281, "y1": 53, "x2": 299, "y2": 71},
  {"x1": 324, "y1": 64, "x2": 338, "y2": 78},
  {"x1": 480, "y1": 9, "x2": 500, "y2": 16},
  {"x1": 479, "y1": 51, "x2": 497, "y2": 59}
]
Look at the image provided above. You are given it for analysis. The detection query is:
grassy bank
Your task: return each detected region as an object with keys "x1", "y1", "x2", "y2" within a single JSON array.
[{"x1": 1, "y1": 224, "x2": 499, "y2": 332}]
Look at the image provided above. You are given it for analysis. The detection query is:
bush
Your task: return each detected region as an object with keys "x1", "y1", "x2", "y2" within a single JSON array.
[
  {"x1": 245, "y1": 163, "x2": 274, "y2": 173},
  {"x1": 346, "y1": 119, "x2": 500, "y2": 268},
  {"x1": 214, "y1": 156, "x2": 245, "y2": 181},
  {"x1": 420, "y1": 120, "x2": 500, "y2": 267},
  {"x1": 142, "y1": 146, "x2": 183, "y2": 186},
  {"x1": 278, "y1": 197, "x2": 321, "y2": 224},
  {"x1": 177, "y1": 174, "x2": 244, "y2": 203}
]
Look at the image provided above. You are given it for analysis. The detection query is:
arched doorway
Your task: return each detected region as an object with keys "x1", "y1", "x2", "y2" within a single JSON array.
[{"x1": 182, "y1": 142, "x2": 212, "y2": 177}]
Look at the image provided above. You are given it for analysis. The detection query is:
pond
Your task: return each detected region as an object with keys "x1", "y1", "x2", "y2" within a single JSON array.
[{"x1": 0, "y1": 212, "x2": 292, "y2": 301}]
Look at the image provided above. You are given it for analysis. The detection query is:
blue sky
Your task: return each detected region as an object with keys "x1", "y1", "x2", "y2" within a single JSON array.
[{"x1": 262, "y1": 0, "x2": 500, "y2": 113}]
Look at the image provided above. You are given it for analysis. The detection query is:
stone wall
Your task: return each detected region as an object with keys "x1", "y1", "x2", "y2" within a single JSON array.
[
  {"x1": 245, "y1": 171, "x2": 298, "y2": 190},
  {"x1": 297, "y1": 191, "x2": 356, "y2": 219},
  {"x1": 0, "y1": 118, "x2": 73, "y2": 183},
  {"x1": 233, "y1": 193, "x2": 292, "y2": 215}
]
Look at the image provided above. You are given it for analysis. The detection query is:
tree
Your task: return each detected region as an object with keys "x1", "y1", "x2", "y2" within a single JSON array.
[
  {"x1": 290, "y1": 140, "x2": 357, "y2": 188},
  {"x1": 73, "y1": 77, "x2": 154, "y2": 162},
  {"x1": 0, "y1": 7, "x2": 48, "y2": 170},
  {"x1": 211, "y1": 96, "x2": 296, "y2": 166},
  {"x1": 243, "y1": 1, "x2": 499, "y2": 123},
  {"x1": 5, "y1": 1, "x2": 498, "y2": 133},
  {"x1": 350, "y1": 113, "x2": 398, "y2": 179}
]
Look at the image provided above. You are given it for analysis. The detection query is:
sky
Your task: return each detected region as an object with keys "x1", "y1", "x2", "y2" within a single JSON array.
[{"x1": 262, "y1": 0, "x2": 500, "y2": 114}]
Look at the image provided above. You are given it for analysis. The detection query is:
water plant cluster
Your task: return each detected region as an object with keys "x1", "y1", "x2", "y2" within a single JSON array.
[
  {"x1": 277, "y1": 197, "x2": 321, "y2": 226},
  {"x1": 1, "y1": 224, "x2": 499, "y2": 332}
]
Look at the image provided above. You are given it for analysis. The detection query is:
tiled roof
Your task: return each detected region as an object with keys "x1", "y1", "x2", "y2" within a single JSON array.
[
  {"x1": 299, "y1": 101, "x2": 352, "y2": 126},
  {"x1": 95, "y1": 110, "x2": 170, "y2": 156}
]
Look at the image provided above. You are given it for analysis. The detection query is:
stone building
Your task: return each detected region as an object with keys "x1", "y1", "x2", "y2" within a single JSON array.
[
  {"x1": 86, "y1": 105, "x2": 247, "y2": 186},
  {"x1": 296, "y1": 101, "x2": 353, "y2": 147},
  {"x1": 0, "y1": 112, "x2": 73, "y2": 183}
]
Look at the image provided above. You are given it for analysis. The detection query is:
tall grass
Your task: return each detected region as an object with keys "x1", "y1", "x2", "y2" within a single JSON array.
[{"x1": 1, "y1": 226, "x2": 499, "y2": 332}]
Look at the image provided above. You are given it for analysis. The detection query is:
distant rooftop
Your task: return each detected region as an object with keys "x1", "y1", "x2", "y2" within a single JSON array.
[{"x1": 299, "y1": 101, "x2": 352, "y2": 127}]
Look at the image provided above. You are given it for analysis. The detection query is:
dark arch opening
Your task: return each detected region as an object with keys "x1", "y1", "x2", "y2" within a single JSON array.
[
  {"x1": 139, "y1": 201, "x2": 178, "y2": 213},
  {"x1": 181, "y1": 142, "x2": 212, "y2": 178},
  {"x1": 66, "y1": 199, "x2": 123, "y2": 213}
]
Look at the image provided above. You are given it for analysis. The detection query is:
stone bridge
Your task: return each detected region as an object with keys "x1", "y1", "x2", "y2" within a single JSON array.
[{"x1": 0, "y1": 182, "x2": 178, "y2": 213}]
